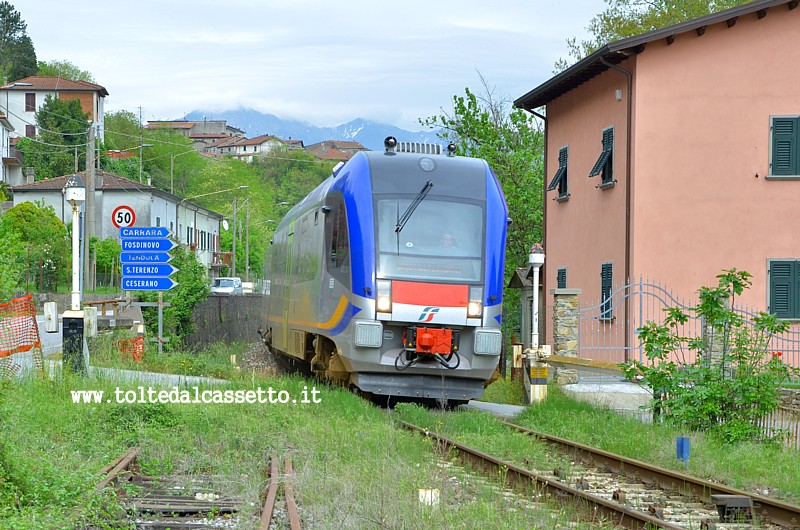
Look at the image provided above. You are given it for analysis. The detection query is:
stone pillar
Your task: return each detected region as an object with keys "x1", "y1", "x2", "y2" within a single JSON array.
[{"x1": 551, "y1": 288, "x2": 581, "y2": 384}]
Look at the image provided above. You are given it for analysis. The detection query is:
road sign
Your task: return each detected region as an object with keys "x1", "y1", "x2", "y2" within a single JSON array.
[
  {"x1": 112, "y1": 205, "x2": 136, "y2": 228},
  {"x1": 121, "y1": 263, "x2": 178, "y2": 277},
  {"x1": 120, "y1": 227, "x2": 171, "y2": 239},
  {"x1": 120, "y1": 251, "x2": 172, "y2": 264},
  {"x1": 121, "y1": 277, "x2": 178, "y2": 291},
  {"x1": 121, "y1": 239, "x2": 177, "y2": 252}
]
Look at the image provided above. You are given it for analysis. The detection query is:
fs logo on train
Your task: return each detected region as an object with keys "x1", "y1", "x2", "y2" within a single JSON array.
[{"x1": 418, "y1": 307, "x2": 440, "y2": 322}]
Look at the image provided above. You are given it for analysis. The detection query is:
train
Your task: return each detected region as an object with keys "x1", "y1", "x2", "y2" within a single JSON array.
[{"x1": 260, "y1": 137, "x2": 508, "y2": 404}]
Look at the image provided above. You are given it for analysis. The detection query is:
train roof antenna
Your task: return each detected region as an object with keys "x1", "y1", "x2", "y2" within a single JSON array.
[{"x1": 395, "y1": 180, "x2": 433, "y2": 233}]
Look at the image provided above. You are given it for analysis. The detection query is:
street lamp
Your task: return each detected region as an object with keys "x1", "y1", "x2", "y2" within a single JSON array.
[
  {"x1": 63, "y1": 174, "x2": 86, "y2": 373},
  {"x1": 528, "y1": 243, "x2": 545, "y2": 349}
]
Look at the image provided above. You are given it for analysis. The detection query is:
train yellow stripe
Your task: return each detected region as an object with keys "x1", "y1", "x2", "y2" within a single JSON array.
[{"x1": 317, "y1": 295, "x2": 349, "y2": 330}]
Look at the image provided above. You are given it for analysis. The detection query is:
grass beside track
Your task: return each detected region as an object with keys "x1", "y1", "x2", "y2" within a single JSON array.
[
  {"x1": 0, "y1": 344, "x2": 604, "y2": 529},
  {"x1": 3, "y1": 338, "x2": 798, "y2": 528},
  {"x1": 397, "y1": 383, "x2": 800, "y2": 506}
]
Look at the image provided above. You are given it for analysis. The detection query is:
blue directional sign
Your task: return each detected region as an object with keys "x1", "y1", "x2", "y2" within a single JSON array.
[
  {"x1": 121, "y1": 238, "x2": 177, "y2": 252},
  {"x1": 122, "y1": 263, "x2": 178, "y2": 277},
  {"x1": 121, "y1": 277, "x2": 179, "y2": 291},
  {"x1": 120, "y1": 226, "x2": 178, "y2": 291},
  {"x1": 120, "y1": 227, "x2": 172, "y2": 239},
  {"x1": 120, "y1": 251, "x2": 173, "y2": 264}
]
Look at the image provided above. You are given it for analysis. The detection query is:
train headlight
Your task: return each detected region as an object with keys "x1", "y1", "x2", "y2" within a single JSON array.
[
  {"x1": 468, "y1": 286, "x2": 483, "y2": 318},
  {"x1": 376, "y1": 279, "x2": 392, "y2": 313},
  {"x1": 467, "y1": 301, "x2": 482, "y2": 317}
]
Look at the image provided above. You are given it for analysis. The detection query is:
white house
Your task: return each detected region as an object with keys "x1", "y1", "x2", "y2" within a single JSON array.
[
  {"x1": 230, "y1": 135, "x2": 285, "y2": 162},
  {"x1": 0, "y1": 76, "x2": 108, "y2": 141},
  {"x1": 0, "y1": 113, "x2": 22, "y2": 186},
  {"x1": 11, "y1": 171, "x2": 225, "y2": 273}
]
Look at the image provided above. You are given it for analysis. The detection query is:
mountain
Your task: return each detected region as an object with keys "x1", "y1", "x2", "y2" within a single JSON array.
[{"x1": 183, "y1": 109, "x2": 440, "y2": 151}]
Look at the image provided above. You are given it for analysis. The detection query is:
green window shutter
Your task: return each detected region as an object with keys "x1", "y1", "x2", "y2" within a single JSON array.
[
  {"x1": 772, "y1": 117, "x2": 798, "y2": 176},
  {"x1": 770, "y1": 260, "x2": 797, "y2": 318},
  {"x1": 601, "y1": 262, "x2": 613, "y2": 319},
  {"x1": 557, "y1": 268, "x2": 566, "y2": 289},
  {"x1": 602, "y1": 128, "x2": 614, "y2": 149},
  {"x1": 547, "y1": 147, "x2": 569, "y2": 194},
  {"x1": 589, "y1": 128, "x2": 614, "y2": 179}
]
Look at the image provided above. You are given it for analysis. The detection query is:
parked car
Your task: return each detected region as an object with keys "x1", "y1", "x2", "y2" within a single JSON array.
[{"x1": 211, "y1": 277, "x2": 243, "y2": 295}]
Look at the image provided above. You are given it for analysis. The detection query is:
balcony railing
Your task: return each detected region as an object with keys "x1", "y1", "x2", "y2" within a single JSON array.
[{"x1": 2, "y1": 147, "x2": 22, "y2": 165}]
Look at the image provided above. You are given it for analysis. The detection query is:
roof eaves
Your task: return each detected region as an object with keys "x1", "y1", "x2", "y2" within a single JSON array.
[{"x1": 515, "y1": 0, "x2": 790, "y2": 110}]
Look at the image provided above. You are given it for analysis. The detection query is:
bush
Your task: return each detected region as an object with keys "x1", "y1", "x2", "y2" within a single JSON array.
[{"x1": 621, "y1": 269, "x2": 798, "y2": 443}]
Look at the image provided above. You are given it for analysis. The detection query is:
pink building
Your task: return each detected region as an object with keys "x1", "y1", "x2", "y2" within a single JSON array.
[{"x1": 515, "y1": 0, "x2": 800, "y2": 364}]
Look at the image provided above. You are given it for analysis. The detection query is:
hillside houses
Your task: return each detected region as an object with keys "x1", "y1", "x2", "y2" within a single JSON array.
[{"x1": 146, "y1": 119, "x2": 367, "y2": 161}]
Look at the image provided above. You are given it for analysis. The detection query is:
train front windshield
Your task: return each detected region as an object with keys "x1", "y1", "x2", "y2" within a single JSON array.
[{"x1": 375, "y1": 198, "x2": 484, "y2": 282}]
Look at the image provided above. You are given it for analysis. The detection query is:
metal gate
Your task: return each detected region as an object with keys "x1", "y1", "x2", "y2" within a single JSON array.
[{"x1": 578, "y1": 277, "x2": 800, "y2": 381}]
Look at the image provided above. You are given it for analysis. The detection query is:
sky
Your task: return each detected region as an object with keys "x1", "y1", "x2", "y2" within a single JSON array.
[{"x1": 12, "y1": 0, "x2": 607, "y2": 132}]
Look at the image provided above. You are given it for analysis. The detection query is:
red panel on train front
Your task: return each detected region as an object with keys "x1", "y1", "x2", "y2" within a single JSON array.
[{"x1": 392, "y1": 281, "x2": 468, "y2": 307}]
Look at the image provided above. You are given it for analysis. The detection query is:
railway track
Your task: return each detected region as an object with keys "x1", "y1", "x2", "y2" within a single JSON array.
[
  {"x1": 97, "y1": 448, "x2": 302, "y2": 529},
  {"x1": 501, "y1": 420, "x2": 800, "y2": 529},
  {"x1": 399, "y1": 419, "x2": 800, "y2": 529}
]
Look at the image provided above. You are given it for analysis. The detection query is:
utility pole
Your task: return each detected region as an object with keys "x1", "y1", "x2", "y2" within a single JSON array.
[
  {"x1": 232, "y1": 196, "x2": 237, "y2": 277},
  {"x1": 84, "y1": 125, "x2": 95, "y2": 292},
  {"x1": 245, "y1": 196, "x2": 250, "y2": 282},
  {"x1": 138, "y1": 106, "x2": 144, "y2": 183}
]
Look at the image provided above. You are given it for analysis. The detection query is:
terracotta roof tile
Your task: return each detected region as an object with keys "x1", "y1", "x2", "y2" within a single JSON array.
[
  {"x1": 146, "y1": 121, "x2": 195, "y2": 129},
  {"x1": 10, "y1": 171, "x2": 156, "y2": 191},
  {"x1": 2, "y1": 76, "x2": 109, "y2": 96},
  {"x1": 189, "y1": 133, "x2": 229, "y2": 139},
  {"x1": 314, "y1": 148, "x2": 353, "y2": 161},
  {"x1": 237, "y1": 135, "x2": 280, "y2": 146}
]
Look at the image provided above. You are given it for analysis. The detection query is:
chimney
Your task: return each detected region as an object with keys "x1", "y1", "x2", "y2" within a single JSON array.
[{"x1": 25, "y1": 167, "x2": 34, "y2": 184}]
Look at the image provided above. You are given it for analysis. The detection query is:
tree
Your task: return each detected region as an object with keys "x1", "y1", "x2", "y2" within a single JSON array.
[
  {"x1": 92, "y1": 237, "x2": 121, "y2": 282},
  {"x1": 556, "y1": 0, "x2": 749, "y2": 70},
  {"x1": 421, "y1": 75, "x2": 544, "y2": 342},
  {"x1": 0, "y1": 223, "x2": 24, "y2": 301},
  {"x1": 103, "y1": 110, "x2": 143, "y2": 151},
  {"x1": 0, "y1": 201, "x2": 69, "y2": 292},
  {"x1": 36, "y1": 59, "x2": 95, "y2": 82},
  {"x1": 17, "y1": 95, "x2": 90, "y2": 179},
  {"x1": 0, "y1": 2, "x2": 36, "y2": 82},
  {"x1": 8, "y1": 34, "x2": 36, "y2": 80},
  {"x1": 136, "y1": 245, "x2": 210, "y2": 348}
]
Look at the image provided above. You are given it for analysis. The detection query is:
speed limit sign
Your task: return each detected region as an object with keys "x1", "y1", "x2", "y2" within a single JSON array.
[{"x1": 112, "y1": 205, "x2": 136, "y2": 228}]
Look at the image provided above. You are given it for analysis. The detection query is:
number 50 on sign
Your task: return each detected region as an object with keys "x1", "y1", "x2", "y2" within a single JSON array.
[{"x1": 112, "y1": 205, "x2": 136, "y2": 228}]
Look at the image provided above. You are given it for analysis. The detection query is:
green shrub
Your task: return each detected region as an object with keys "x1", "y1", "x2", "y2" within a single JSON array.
[{"x1": 621, "y1": 269, "x2": 798, "y2": 443}]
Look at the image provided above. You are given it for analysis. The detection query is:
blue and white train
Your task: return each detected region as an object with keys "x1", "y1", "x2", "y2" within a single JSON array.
[{"x1": 261, "y1": 138, "x2": 508, "y2": 404}]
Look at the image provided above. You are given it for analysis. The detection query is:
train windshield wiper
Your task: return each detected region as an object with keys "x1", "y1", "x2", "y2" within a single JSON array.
[{"x1": 395, "y1": 180, "x2": 433, "y2": 233}]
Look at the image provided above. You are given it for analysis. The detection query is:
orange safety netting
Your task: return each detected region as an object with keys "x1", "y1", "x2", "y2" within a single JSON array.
[
  {"x1": 119, "y1": 335, "x2": 145, "y2": 362},
  {"x1": 0, "y1": 294, "x2": 44, "y2": 379}
]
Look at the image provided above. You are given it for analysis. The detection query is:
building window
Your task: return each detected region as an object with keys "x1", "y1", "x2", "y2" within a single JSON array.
[
  {"x1": 25, "y1": 93, "x2": 35, "y2": 112},
  {"x1": 769, "y1": 259, "x2": 800, "y2": 318},
  {"x1": 771, "y1": 116, "x2": 800, "y2": 176},
  {"x1": 589, "y1": 127, "x2": 614, "y2": 187},
  {"x1": 25, "y1": 124, "x2": 35, "y2": 138},
  {"x1": 547, "y1": 146, "x2": 569, "y2": 201},
  {"x1": 156, "y1": 216, "x2": 161, "y2": 227},
  {"x1": 600, "y1": 262, "x2": 613, "y2": 320},
  {"x1": 557, "y1": 267, "x2": 567, "y2": 289}
]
